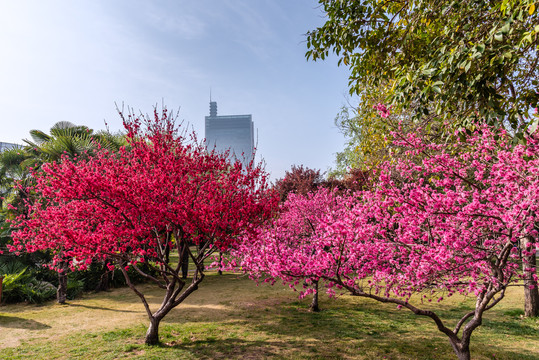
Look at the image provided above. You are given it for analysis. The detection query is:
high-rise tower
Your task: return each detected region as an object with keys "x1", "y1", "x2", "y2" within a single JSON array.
[
  {"x1": 0, "y1": 142, "x2": 22, "y2": 152},
  {"x1": 205, "y1": 100, "x2": 254, "y2": 168}
]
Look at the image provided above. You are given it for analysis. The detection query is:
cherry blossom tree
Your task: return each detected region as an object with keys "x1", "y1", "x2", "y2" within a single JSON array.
[
  {"x1": 234, "y1": 125, "x2": 539, "y2": 360},
  {"x1": 10, "y1": 108, "x2": 278, "y2": 345},
  {"x1": 272, "y1": 166, "x2": 369, "y2": 311}
]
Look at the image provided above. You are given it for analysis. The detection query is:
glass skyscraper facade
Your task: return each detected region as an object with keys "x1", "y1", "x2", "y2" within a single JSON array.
[
  {"x1": 205, "y1": 101, "x2": 254, "y2": 168},
  {"x1": 0, "y1": 142, "x2": 22, "y2": 152}
]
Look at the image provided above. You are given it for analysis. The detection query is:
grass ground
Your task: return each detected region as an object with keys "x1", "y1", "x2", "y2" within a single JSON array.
[{"x1": 0, "y1": 272, "x2": 538, "y2": 359}]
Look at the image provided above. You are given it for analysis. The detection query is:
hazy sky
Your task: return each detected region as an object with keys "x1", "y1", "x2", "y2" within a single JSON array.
[{"x1": 0, "y1": 0, "x2": 352, "y2": 180}]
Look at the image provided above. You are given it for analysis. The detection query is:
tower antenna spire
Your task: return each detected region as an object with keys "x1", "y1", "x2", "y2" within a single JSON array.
[{"x1": 209, "y1": 89, "x2": 217, "y2": 117}]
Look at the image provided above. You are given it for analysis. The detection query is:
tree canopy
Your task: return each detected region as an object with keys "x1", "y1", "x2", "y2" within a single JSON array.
[
  {"x1": 235, "y1": 124, "x2": 539, "y2": 359},
  {"x1": 9, "y1": 109, "x2": 278, "y2": 344},
  {"x1": 307, "y1": 0, "x2": 539, "y2": 131}
]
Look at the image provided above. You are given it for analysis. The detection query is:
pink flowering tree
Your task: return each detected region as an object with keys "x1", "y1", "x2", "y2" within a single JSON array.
[
  {"x1": 234, "y1": 125, "x2": 539, "y2": 360},
  {"x1": 9, "y1": 109, "x2": 278, "y2": 345},
  {"x1": 246, "y1": 188, "x2": 342, "y2": 312}
]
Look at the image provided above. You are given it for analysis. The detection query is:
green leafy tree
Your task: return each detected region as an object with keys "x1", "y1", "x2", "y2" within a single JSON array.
[
  {"x1": 0, "y1": 148, "x2": 32, "y2": 216},
  {"x1": 307, "y1": 0, "x2": 539, "y2": 131},
  {"x1": 332, "y1": 93, "x2": 442, "y2": 175}
]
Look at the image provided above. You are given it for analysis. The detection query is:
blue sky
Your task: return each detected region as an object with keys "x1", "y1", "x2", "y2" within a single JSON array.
[{"x1": 0, "y1": 0, "x2": 352, "y2": 180}]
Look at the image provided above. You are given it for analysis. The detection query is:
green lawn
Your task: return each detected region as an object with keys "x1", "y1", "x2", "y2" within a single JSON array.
[{"x1": 1, "y1": 273, "x2": 538, "y2": 359}]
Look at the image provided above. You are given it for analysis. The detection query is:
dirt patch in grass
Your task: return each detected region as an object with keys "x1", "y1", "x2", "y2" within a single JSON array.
[
  {"x1": 0, "y1": 273, "x2": 292, "y2": 349},
  {"x1": 0, "y1": 286, "x2": 145, "y2": 348}
]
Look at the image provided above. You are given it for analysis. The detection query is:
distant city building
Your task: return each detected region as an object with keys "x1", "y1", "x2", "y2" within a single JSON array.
[
  {"x1": 205, "y1": 101, "x2": 254, "y2": 168},
  {"x1": 0, "y1": 142, "x2": 22, "y2": 152}
]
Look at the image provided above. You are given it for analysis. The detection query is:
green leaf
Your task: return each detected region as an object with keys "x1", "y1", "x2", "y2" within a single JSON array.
[
  {"x1": 523, "y1": 33, "x2": 533, "y2": 45},
  {"x1": 494, "y1": 33, "x2": 503, "y2": 42},
  {"x1": 529, "y1": 119, "x2": 539, "y2": 134}
]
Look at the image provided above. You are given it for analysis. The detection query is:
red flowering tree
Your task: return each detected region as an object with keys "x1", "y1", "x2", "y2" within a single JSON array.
[
  {"x1": 234, "y1": 125, "x2": 539, "y2": 360},
  {"x1": 273, "y1": 165, "x2": 324, "y2": 201},
  {"x1": 10, "y1": 109, "x2": 278, "y2": 345}
]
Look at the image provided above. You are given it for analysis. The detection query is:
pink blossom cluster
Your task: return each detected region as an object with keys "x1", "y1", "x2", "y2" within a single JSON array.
[
  {"x1": 373, "y1": 103, "x2": 390, "y2": 118},
  {"x1": 233, "y1": 125, "x2": 539, "y2": 302}
]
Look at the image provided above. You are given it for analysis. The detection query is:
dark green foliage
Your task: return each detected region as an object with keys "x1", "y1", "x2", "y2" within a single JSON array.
[
  {"x1": 0, "y1": 256, "x2": 159, "y2": 304},
  {"x1": 69, "y1": 261, "x2": 160, "y2": 292},
  {"x1": 0, "y1": 266, "x2": 56, "y2": 304},
  {"x1": 0, "y1": 256, "x2": 26, "y2": 275},
  {"x1": 22, "y1": 280, "x2": 57, "y2": 304},
  {"x1": 69, "y1": 262, "x2": 112, "y2": 292},
  {"x1": 0, "y1": 251, "x2": 59, "y2": 304},
  {"x1": 66, "y1": 279, "x2": 85, "y2": 300},
  {"x1": 0, "y1": 256, "x2": 58, "y2": 304}
]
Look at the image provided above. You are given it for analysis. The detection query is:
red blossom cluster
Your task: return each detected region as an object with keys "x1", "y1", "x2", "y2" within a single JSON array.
[
  {"x1": 8, "y1": 108, "x2": 279, "y2": 345},
  {"x1": 10, "y1": 109, "x2": 277, "y2": 270}
]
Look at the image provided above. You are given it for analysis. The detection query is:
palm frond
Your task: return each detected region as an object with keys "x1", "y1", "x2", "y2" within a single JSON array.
[
  {"x1": 93, "y1": 131, "x2": 127, "y2": 151},
  {"x1": 50, "y1": 121, "x2": 77, "y2": 131},
  {"x1": 50, "y1": 121, "x2": 92, "y2": 138},
  {"x1": 28, "y1": 130, "x2": 51, "y2": 145}
]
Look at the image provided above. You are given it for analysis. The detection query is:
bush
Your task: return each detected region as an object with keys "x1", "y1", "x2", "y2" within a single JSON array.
[
  {"x1": 0, "y1": 256, "x2": 26, "y2": 275},
  {"x1": 66, "y1": 278, "x2": 84, "y2": 300},
  {"x1": 69, "y1": 261, "x2": 159, "y2": 292},
  {"x1": 1, "y1": 268, "x2": 29, "y2": 303},
  {"x1": 23, "y1": 280, "x2": 56, "y2": 304},
  {"x1": 1, "y1": 259, "x2": 57, "y2": 304}
]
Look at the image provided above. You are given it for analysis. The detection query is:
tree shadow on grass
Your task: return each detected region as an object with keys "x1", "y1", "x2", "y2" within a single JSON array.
[
  {"x1": 0, "y1": 315, "x2": 51, "y2": 330},
  {"x1": 66, "y1": 303, "x2": 139, "y2": 313},
  {"x1": 159, "y1": 338, "x2": 283, "y2": 360},
  {"x1": 223, "y1": 302, "x2": 539, "y2": 360},
  {"x1": 482, "y1": 318, "x2": 539, "y2": 337}
]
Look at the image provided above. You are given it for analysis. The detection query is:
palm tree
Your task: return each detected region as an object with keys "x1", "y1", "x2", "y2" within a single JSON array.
[
  {"x1": 0, "y1": 148, "x2": 30, "y2": 210},
  {"x1": 24, "y1": 121, "x2": 126, "y2": 164}
]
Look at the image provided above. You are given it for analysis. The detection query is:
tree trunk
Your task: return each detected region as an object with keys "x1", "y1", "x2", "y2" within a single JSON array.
[
  {"x1": 181, "y1": 247, "x2": 189, "y2": 279},
  {"x1": 164, "y1": 243, "x2": 170, "y2": 265},
  {"x1": 309, "y1": 279, "x2": 320, "y2": 312},
  {"x1": 57, "y1": 269, "x2": 67, "y2": 304},
  {"x1": 522, "y1": 236, "x2": 539, "y2": 317},
  {"x1": 218, "y1": 251, "x2": 223, "y2": 275},
  {"x1": 449, "y1": 339, "x2": 471, "y2": 360},
  {"x1": 95, "y1": 261, "x2": 111, "y2": 292},
  {"x1": 145, "y1": 317, "x2": 161, "y2": 345},
  {"x1": 0, "y1": 275, "x2": 3, "y2": 303},
  {"x1": 197, "y1": 244, "x2": 205, "y2": 271}
]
